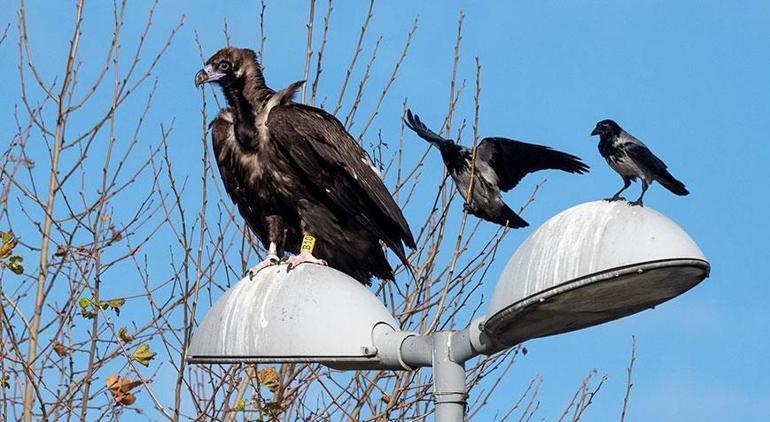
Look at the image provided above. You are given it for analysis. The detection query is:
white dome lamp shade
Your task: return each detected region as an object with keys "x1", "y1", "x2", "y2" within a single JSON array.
[
  {"x1": 186, "y1": 264, "x2": 413, "y2": 370},
  {"x1": 185, "y1": 201, "x2": 711, "y2": 422},
  {"x1": 483, "y1": 201, "x2": 710, "y2": 349}
]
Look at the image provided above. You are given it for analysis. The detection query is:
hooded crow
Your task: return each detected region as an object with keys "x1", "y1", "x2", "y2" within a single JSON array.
[
  {"x1": 195, "y1": 47, "x2": 415, "y2": 284},
  {"x1": 591, "y1": 119, "x2": 689, "y2": 206},
  {"x1": 405, "y1": 109, "x2": 589, "y2": 228}
]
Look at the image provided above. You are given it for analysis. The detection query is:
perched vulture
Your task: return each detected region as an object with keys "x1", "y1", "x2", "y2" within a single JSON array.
[
  {"x1": 591, "y1": 119, "x2": 688, "y2": 206},
  {"x1": 195, "y1": 47, "x2": 415, "y2": 284},
  {"x1": 405, "y1": 109, "x2": 590, "y2": 228}
]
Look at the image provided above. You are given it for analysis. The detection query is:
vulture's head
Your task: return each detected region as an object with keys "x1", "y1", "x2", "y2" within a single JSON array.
[{"x1": 194, "y1": 47, "x2": 261, "y2": 88}]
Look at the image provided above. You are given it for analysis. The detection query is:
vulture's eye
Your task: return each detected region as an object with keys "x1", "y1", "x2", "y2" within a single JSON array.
[{"x1": 218, "y1": 61, "x2": 231, "y2": 71}]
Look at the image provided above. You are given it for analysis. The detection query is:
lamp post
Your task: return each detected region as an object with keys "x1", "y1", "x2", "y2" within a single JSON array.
[{"x1": 187, "y1": 201, "x2": 710, "y2": 421}]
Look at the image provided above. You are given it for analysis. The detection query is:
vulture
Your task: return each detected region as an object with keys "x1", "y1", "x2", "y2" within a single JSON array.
[
  {"x1": 195, "y1": 47, "x2": 415, "y2": 284},
  {"x1": 591, "y1": 119, "x2": 689, "y2": 206},
  {"x1": 405, "y1": 109, "x2": 589, "y2": 228}
]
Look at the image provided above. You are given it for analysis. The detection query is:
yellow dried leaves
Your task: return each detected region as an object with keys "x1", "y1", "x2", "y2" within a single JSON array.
[
  {"x1": 53, "y1": 342, "x2": 69, "y2": 358},
  {"x1": 131, "y1": 344, "x2": 157, "y2": 367},
  {"x1": 0, "y1": 231, "x2": 23, "y2": 275},
  {"x1": 106, "y1": 374, "x2": 143, "y2": 406},
  {"x1": 118, "y1": 327, "x2": 135, "y2": 343},
  {"x1": 78, "y1": 297, "x2": 126, "y2": 319},
  {"x1": 257, "y1": 367, "x2": 280, "y2": 393}
]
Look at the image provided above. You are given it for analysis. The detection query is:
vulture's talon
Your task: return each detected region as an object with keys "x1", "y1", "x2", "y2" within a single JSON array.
[
  {"x1": 285, "y1": 252, "x2": 327, "y2": 271},
  {"x1": 248, "y1": 254, "x2": 280, "y2": 279}
]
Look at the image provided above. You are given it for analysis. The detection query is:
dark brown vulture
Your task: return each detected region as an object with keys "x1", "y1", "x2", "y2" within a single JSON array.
[
  {"x1": 195, "y1": 47, "x2": 415, "y2": 284},
  {"x1": 405, "y1": 109, "x2": 590, "y2": 228}
]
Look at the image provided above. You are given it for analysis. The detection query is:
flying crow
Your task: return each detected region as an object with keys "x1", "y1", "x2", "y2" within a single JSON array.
[
  {"x1": 405, "y1": 110, "x2": 589, "y2": 228},
  {"x1": 195, "y1": 47, "x2": 416, "y2": 284},
  {"x1": 591, "y1": 119, "x2": 689, "y2": 206}
]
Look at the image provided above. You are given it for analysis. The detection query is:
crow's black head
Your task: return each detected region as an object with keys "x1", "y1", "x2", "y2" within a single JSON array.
[
  {"x1": 591, "y1": 119, "x2": 622, "y2": 137},
  {"x1": 195, "y1": 47, "x2": 260, "y2": 88}
]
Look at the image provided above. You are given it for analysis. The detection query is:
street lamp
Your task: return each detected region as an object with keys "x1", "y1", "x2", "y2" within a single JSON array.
[{"x1": 187, "y1": 201, "x2": 710, "y2": 421}]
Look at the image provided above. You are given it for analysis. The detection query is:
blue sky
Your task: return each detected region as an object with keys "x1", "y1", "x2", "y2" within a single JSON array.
[{"x1": 2, "y1": 0, "x2": 770, "y2": 420}]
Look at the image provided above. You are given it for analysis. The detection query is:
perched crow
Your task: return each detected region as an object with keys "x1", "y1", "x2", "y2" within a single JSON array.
[
  {"x1": 405, "y1": 110, "x2": 589, "y2": 228},
  {"x1": 195, "y1": 47, "x2": 415, "y2": 284},
  {"x1": 591, "y1": 119, "x2": 689, "y2": 206}
]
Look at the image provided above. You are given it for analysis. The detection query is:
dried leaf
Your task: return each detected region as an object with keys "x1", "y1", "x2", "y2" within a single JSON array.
[
  {"x1": 262, "y1": 401, "x2": 284, "y2": 418},
  {"x1": 131, "y1": 343, "x2": 156, "y2": 367},
  {"x1": 53, "y1": 342, "x2": 69, "y2": 357},
  {"x1": 257, "y1": 367, "x2": 280, "y2": 393},
  {"x1": 54, "y1": 245, "x2": 67, "y2": 257},
  {"x1": 1, "y1": 373, "x2": 9, "y2": 389},
  {"x1": 235, "y1": 399, "x2": 246, "y2": 410},
  {"x1": 79, "y1": 298, "x2": 95, "y2": 319},
  {"x1": 0, "y1": 244, "x2": 12, "y2": 259},
  {"x1": 8, "y1": 255, "x2": 23, "y2": 274},
  {"x1": 106, "y1": 373, "x2": 142, "y2": 406},
  {"x1": 111, "y1": 229, "x2": 122, "y2": 242},
  {"x1": 0, "y1": 231, "x2": 18, "y2": 260},
  {"x1": 79, "y1": 297, "x2": 125, "y2": 318},
  {"x1": 118, "y1": 327, "x2": 135, "y2": 343},
  {"x1": 99, "y1": 298, "x2": 125, "y2": 315},
  {"x1": 1, "y1": 231, "x2": 16, "y2": 247}
]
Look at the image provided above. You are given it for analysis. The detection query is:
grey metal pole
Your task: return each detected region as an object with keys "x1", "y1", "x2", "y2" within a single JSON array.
[{"x1": 432, "y1": 332, "x2": 467, "y2": 422}]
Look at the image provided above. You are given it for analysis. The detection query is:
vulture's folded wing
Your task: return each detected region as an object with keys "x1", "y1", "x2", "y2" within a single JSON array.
[{"x1": 267, "y1": 104, "x2": 416, "y2": 265}]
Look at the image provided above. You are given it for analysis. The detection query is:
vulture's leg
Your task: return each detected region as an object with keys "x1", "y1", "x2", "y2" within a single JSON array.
[
  {"x1": 285, "y1": 233, "x2": 327, "y2": 270},
  {"x1": 248, "y1": 215, "x2": 286, "y2": 279}
]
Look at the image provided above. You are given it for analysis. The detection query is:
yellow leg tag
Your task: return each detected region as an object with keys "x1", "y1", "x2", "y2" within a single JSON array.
[{"x1": 300, "y1": 235, "x2": 316, "y2": 254}]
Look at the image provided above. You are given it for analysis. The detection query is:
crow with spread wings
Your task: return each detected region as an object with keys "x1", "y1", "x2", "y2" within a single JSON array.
[{"x1": 405, "y1": 110, "x2": 589, "y2": 228}]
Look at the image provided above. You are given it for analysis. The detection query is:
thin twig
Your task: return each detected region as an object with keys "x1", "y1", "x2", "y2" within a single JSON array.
[
  {"x1": 332, "y1": 0, "x2": 374, "y2": 115},
  {"x1": 620, "y1": 336, "x2": 637, "y2": 422},
  {"x1": 300, "y1": 0, "x2": 316, "y2": 104},
  {"x1": 310, "y1": 0, "x2": 332, "y2": 106}
]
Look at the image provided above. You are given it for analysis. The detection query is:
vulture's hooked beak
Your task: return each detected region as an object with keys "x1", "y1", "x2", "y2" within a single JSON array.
[
  {"x1": 590, "y1": 127, "x2": 600, "y2": 136},
  {"x1": 194, "y1": 64, "x2": 224, "y2": 87}
]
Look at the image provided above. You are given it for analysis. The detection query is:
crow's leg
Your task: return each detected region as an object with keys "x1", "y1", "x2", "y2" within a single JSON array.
[
  {"x1": 248, "y1": 215, "x2": 286, "y2": 279},
  {"x1": 605, "y1": 178, "x2": 632, "y2": 202},
  {"x1": 629, "y1": 179, "x2": 649, "y2": 207},
  {"x1": 286, "y1": 233, "x2": 327, "y2": 270}
]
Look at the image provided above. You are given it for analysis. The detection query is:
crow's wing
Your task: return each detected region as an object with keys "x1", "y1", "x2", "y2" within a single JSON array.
[
  {"x1": 476, "y1": 137, "x2": 590, "y2": 192},
  {"x1": 267, "y1": 104, "x2": 416, "y2": 263},
  {"x1": 404, "y1": 109, "x2": 449, "y2": 145},
  {"x1": 624, "y1": 143, "x2": 668, "y2": 174},
  {"x1": 210, "y1": 111, "x2": 269, "y2": 246}
]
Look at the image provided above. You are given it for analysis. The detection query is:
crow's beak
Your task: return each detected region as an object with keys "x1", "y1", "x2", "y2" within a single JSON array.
[
  {"x1": 194, "y1": 64, "x2": 224, "y2": 87},
  {"x1": 590, "y1": 127, "x2": 600, "y2": 136}
]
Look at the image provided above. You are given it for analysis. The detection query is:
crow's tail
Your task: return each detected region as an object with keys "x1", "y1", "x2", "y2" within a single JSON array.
[
  {"x1": 657, "y1": 171, "x2": 689, "y2": 196},
  {"x1": 483, "y1": 204, "x2": 529, "y2": 228}
]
